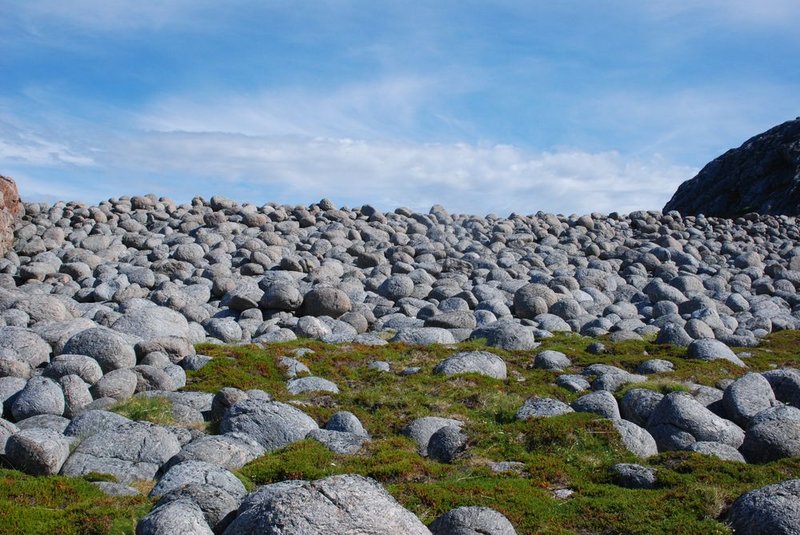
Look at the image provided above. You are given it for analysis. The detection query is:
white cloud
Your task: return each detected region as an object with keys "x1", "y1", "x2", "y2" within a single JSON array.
[
  {"x1": 0, "y1": 119, "x2": 95, "y2": 167},
  {"x1": 87, "y1": 130, "x2": 696, "y2": 215}
]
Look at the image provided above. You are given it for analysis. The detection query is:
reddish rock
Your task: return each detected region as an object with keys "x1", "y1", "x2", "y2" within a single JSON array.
[{"x1": 0, "y1": 175, "x2": 22, "y2": 256}]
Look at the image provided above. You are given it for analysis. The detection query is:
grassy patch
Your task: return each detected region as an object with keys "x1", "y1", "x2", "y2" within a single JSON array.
[
  {"x1": 109, "y1": 396, "x2": 175, "y2": 426},
  {"x1": 0, "y1": 469, "x2": 150, "y2": 535},
  {"x1": 4, "y1": 330, "x2": 800, "y2": 533}
]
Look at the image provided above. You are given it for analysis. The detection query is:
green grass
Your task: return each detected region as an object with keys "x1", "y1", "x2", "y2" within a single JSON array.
[
  {"x1": 3, "y1": 330, "x2": 800, "y2": 533},
  {"x1": 109, "y1": 396, "x2": 175, "y2": 426},
  {"x1": 0, "y1": 469, "x2": 150, "y2": 535}
]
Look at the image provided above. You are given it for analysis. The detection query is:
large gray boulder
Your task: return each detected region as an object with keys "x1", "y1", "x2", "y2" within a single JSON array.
[
  {"x1": 164, "y1": 432, "x2": 265, "y2": 472},
  {"x1": 5, "y1": 427, "x2": 71, "y2": 475},
  {"x1": 740, "y1": 406, "x2": 800, "y2": 463},
  {"x1": 515, "y1": 398, "x2": 573, "y2": 420},
  {"x1": 219, "y1": 400, "x2": 318, "y2": 451},
  {"x1": 61, "y1": 421, "x2": 181, "y2": 483},
  {"x1": 0, "y1": 417, "x2": 18, "y2": 454},
  {"x1": 303, "y1": 287, "x2": 351, "y2": 318},
  {"x1": 427, "y1": 425, "x2": 468, "y2": 463},
  {"x1": 469, "y1": 320, "x2": 537, "y2": 351},
  {"x1": 723, "y1": 372, "x2": 777, "y2": 427},
  {"x1": 728, "y1": 479, "x2": 800, "y2": 535},
  {"x1": 152, "y1": 484, "x2": 241, "y2": 533},
  {"x1": 112, "y1": 304, "x2": 192, "y2": 340},
  {"x1": 429, "y1": 506, "x2": 517, "y2": 534},
  {"x1": 61, "y1": 327, "x2": 136, "y2": 373},
  {"x1": 571, "y1": 390, "x2": 620, "y2": 420},
  {"x1": 403, "y1": 416, "x2": 464, "y2": 456},
  {"x1": 150, "y1": 460, "x2": 246, "y2": 499},
  {"x1": 613, "y1": 419, "x2": 658, "y2": 459},
  {"x1": 392, "y1": 328, "x2": 456, "y2": 345},
  {"x1": 686, "y1": 339, "x2": 746, "y2": 367},
  {"x1": 646, "y1": 392, "x2": 744, "y2": 451},
  {"x1": 11, "y1": 377, "x2": 64, "y2": 421},
  {"x1": 533, "y1": 350, "x2": 571, "y2": 371},
  {"x1": 433, "y1": 351, "x2": 507, "y2": 380},
  {"x1": 136, "y1": 498, "x2": 214, "y2": 535},
  {"x1": 43, "y1": 354, "x2": 104, "y2": 385},
  {"x1": 224, "y1": 474, "x2": 431, "y2": 534},
  {"x1": 0, "y1": 327, "x2": 51, "y2": 368},
  {"x1": 620, "y1": 389, "x2": 664, "y2": 428}
]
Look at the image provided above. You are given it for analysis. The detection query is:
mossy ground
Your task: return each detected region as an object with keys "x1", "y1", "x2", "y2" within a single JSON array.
[{"x1": 2, "y1": 330, "x2": 800, "y2": 533}]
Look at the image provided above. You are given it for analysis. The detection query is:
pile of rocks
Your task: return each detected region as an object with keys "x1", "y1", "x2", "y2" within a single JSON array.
[{"x1": 1, "y1": 193, "x2": 800, "y2": 533}]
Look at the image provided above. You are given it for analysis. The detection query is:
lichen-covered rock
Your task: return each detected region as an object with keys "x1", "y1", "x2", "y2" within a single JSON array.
[
  {"x1": 5, "y1": 428, "x2": 71, "y2": 475},
  {"x1": 433, "y1": 351, "x2": 507, "y2": 380},
  {"x1": 429, "y1": 506, "x2": 517, "y2": 535},
  {"x1": 219, "y1": 400, "x2": 318, "y2": 451}
]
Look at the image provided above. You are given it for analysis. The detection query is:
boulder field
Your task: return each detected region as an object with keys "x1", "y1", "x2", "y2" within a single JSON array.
[{"x1": 1, "y1": 194, "x2": 800, "y2": 532}]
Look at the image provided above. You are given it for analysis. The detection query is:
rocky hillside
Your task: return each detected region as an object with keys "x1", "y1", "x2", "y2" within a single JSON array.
[
  {"x1": 664, "y1": 118, "x2": 800, "y2": 217},
  {"x1": 1, "y1": 195, "x2": 800, "y2": 533}
]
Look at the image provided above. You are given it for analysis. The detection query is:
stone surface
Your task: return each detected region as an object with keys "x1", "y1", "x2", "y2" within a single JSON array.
[
  {"x1": 219, "y1": 399, "x2": 319, "y2": 451},
  {"x1": 516, "y1": 397, "x2": 574, "y2": 420},
  {"x1": 612, "y1": 463, "x2": 657, "y2": 489},
  {"x1": 647, "y1": 392, "x2": 745, "y2": 451},
  {"x1": 433, "y1": 351, "x2": 507, "y2": 380},
  {"x1": 429, "y1": 506, "x2": 517, "y2": 535},
  {"x1": 5, "y1": 427, "x2": 71, "y2": 475},
  {"x1": 728, "y1": 479, "x2": 800, "y2": 535},
  {"x1": 224, "y1": 474, "x2": 431, "y2": 534}
]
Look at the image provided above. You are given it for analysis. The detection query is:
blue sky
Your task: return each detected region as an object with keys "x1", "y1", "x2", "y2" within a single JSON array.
[{"x1": 1, "y1": 1, "x2": 799, "y2": 215}]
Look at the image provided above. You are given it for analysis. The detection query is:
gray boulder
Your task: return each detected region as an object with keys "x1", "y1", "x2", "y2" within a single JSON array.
[
  {"x1": 728, "y1": 479, "x2": 800, "y2": 535},
  {"x1": 620, "y1": 389, "x2": 663, "y2": 428},
  {"x1": 403, "y1": 416, "x2": 464, "y2": 456},
  {"x1": 613, "y1": 419, "x2": 658, "y2": 459},
  {"x1": 224, "y1": 474, "x2": 431, "y2": 534},
  {"x1": 429, "y1": 506, "x2": 517, "y2": 535},
  {"x1": 0, "y1": 327, "x2": 51, "y2": 368},
  {"x1": 686, "y1": 339, "x2": 746, "y2": 367},
  {"x1": 112, "y1": 304, "x2": 191, "y2": 340},
  {"x1": 427, "y1": 425, "x2": 468, "y2": 463},
  {"x1": 91, "y1": 368, "x2": 138, "y2": 400},
  {"x1": 11, "y1": 377, "x2": 64, "y2": 421},
  {"x1": 165, "y1": 432, "x2": 265, "y2": 472},
  {"x1": 150, "y1": 460, "x2": 246, "y2": 499},
  {"x1": 433, "y1": 351, "x2": 507, "y2": 380},
  {"x1": 5, "y1": 427, "x2": 71, "y2": 475},
  {"x1": 646, "y1": 392, "x2": 745, "y2": 451},
  {"x1": 571, "y1": 391, "x2": 620, "y2": 420},
  {"x1": 136, "y1": 498, "x2": 214, "y2": 535},
  {"x1": 63, "y1": 409, "x2": 130, "y2": 439},
  {"x1": 303, "y1": 287, "x2": 351, "y2": 318},
  {"x1": 740, "y1": 406, "x2": 800, "y2": 463},
  {"x1": 687, "y1": 441, "x2": 746, "y2": 463},
  {"x1": 62, "y1": 327, "x2": 136, "y2": 373},
  {"x1": 516, "y1": 398, "x2": 573, "y2": 420},
  {"x1": 153, "y1": 483, "x2": 240, "y2": 533},
  {"x1": 219, "y1": 399, "x2": 319, "y2": 451},
  {"x1": 0, "y1": 417, "x2": 18, "y2": 454},
  {"x1": 533, "y1": 350, "x2": 571, "y2": 371},
  {"x1": 555, "y1": 374, "x2": 590, "y2": 393},
  {"x1": 392, "y1": 328, "x2": 456, "y2": 345},
  {"x1": 636, "y1": 359, "x2": 674, "y2": 374},
  {"x1": 612, "y1": 463, "x2": 657, "y2": 489},
  {"x1": 723, "y1": 372, "x2": 777, "y2": 427},
  {"x1": 326, "y1": 411, "x2": 369, "y2": 437},
  {"x1": 286, "y1": 376, "x2": 339, "y2": 395},
  {"x1": 61, "y1": 421, "x2": 181, "y2": 483},
  {"x1": 43, "y1": 354, "x2": 104, "y2": 385},
  {"x1": 469, "y1": 320, "x2": 537, "y2": 351},
  {"x1": 762, "y1": 368, "x2": 800, "y2": 406}
]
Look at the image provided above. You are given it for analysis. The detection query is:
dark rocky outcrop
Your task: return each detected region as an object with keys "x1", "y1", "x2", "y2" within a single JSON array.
[{"x1": 664, "y1": 118, "x2": 800, "y2": 217}]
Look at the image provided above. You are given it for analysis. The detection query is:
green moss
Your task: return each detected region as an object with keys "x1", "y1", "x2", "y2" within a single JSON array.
[
  {"x1": 6, "y1": 330, "x2": 800, "y2": 533},
  {"x1": 110, "y1": 396, "x2": 175, "y2": 425},
  {"x1": 0, "y1": 469, "x2": 150, "y2": 534}
]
